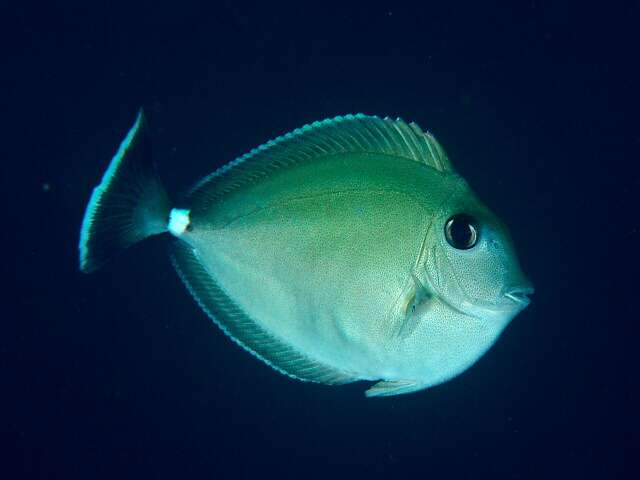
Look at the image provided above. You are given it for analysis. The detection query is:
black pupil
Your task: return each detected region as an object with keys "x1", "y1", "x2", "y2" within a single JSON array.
[{"x1": 445, "y1": 214, "x2": 477, "y2": 249}]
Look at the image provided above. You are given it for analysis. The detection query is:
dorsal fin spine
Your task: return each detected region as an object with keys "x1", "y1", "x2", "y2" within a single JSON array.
[
  {"x1": 408, "y1": 122, "x2": 429, "y2": 164},
  {"x1": 399, "y1": 119, "x2": 424, "y2": 161},
  {"x1": 369, "y1": 118, "x2": 392, "y2": 153},
  {"x1": 390, "y1": 119, "x2": 416, "y2": 159},
  {"x1": 424, "y1": 133, "x2": 443, "y2": 171},
  {"x1": 348, "y1": 122, "x2": 369, "y2": 151}
]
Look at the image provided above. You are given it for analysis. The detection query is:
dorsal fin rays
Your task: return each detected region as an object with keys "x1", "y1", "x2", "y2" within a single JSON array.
[{"x1": 187, "y1": 114, "x2": 454, "y2": 210}]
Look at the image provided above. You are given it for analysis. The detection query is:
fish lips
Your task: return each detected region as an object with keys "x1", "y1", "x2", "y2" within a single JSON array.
[{"x1": 502, "y1": 285, "x2": 535, "y2": 309}]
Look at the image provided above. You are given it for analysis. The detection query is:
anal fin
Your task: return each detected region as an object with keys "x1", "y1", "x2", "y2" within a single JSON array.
[{"x1": 170, "y1": 240, "x2": 356, "y2": 385}]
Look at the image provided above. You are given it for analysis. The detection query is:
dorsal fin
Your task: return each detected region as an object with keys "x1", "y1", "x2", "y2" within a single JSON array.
[{"x1": 187, "y1": 114, "x2": 453, "y2": 209}]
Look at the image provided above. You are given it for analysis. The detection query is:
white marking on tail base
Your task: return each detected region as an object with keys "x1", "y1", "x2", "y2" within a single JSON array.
[{"x1": 168, "y1": 208, "x2": 191, "y2": 236}]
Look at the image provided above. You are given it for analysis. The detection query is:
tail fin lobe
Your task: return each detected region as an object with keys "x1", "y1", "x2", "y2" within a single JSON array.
[{"x1": 79, "y1": 109, "x2": 171, "y2": 273}]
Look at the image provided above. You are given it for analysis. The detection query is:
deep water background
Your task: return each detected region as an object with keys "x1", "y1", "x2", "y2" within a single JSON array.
[{"x1": 2, "y1": 1, "x2": 638, "y2": 478}]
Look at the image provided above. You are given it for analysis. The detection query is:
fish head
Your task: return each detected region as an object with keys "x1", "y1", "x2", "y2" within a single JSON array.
[{"x1": 421, "y1": 176, "x2": 533, "y2": 322}]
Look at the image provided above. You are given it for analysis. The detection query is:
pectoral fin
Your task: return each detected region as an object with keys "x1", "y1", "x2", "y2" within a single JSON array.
[
  {"x1": 365, "y1": 380, "x2": 427, "y2": 397},
  {"x1": 388, "y1": 274, "x2": 432, "y2": 339}
]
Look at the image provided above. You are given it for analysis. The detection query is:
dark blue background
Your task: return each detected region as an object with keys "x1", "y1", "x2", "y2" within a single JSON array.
[{"x1": 2, "y1": 1, "x2": 638, "y2": 478}]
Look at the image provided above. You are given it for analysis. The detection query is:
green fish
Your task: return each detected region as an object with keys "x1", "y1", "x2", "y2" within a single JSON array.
[{"x1": 79, "y1": 111, "x2": 533, "y2": 397}]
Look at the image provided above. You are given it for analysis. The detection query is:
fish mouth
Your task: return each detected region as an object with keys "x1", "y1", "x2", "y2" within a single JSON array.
[{"x1": 503, "y1": 285, "x2": 534, "y2": 307}]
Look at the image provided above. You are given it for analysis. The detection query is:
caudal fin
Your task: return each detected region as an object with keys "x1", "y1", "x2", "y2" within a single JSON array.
[{"x1": 79, "y1": 109, "x2": 171, "y2": 273}]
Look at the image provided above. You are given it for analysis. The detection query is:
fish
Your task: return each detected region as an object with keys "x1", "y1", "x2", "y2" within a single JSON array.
[{"x1": 79, "y1": 110, "x2": 533, "y2": 397}]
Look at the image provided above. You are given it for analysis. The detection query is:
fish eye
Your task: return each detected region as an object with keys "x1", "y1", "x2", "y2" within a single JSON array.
[{"x1": 444, "y1": 213, "x2": 479, "y2": 250}]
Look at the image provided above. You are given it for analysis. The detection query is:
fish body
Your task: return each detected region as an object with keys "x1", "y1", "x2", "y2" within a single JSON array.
[{"x1": 80, "y1": 112, "x2": 532, "y2": 396}]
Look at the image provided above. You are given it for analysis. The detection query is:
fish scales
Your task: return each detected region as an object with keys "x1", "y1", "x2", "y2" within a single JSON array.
[{"x1": 79, "y1": 112, "x2": 532, "y2": 396}]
